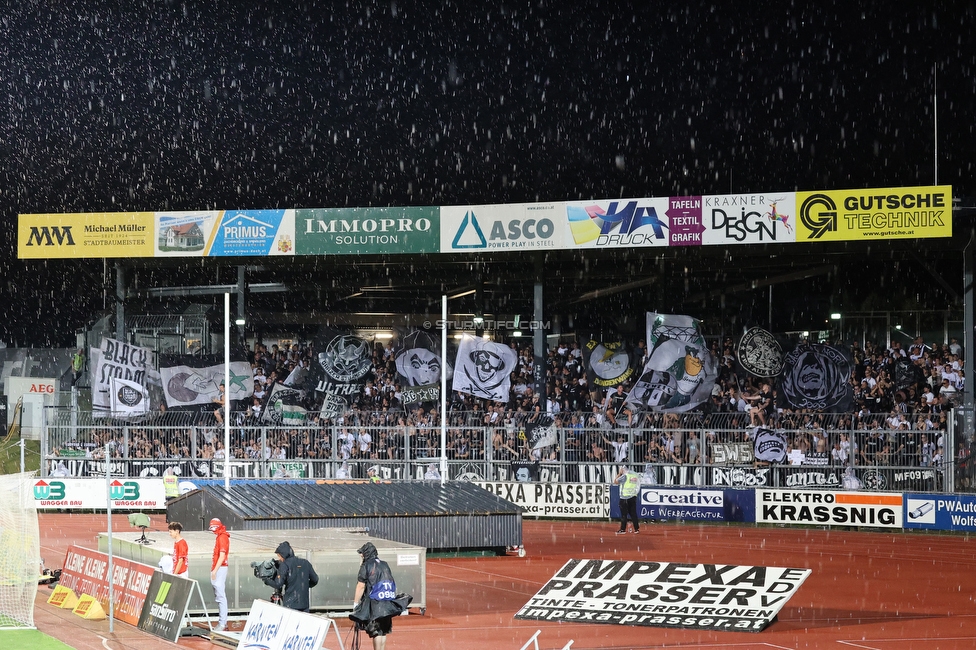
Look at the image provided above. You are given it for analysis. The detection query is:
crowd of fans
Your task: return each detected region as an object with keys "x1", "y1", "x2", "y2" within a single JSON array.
[{"x1": 55, "y1": 333, "x2": 973, "y2": 484}]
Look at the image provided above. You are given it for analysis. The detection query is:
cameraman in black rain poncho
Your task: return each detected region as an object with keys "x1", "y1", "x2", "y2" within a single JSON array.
[
  {"x1": 350, "y1": 542, "x2": 412, "y2": 650},
  {"x1": 260, "y1": 541, "x2": 319, "y2": 612}
]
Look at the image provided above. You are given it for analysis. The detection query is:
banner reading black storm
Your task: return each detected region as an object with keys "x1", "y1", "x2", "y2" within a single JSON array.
[{"x1": 517, "y1": 559, "x2": 810, "y2": 632}]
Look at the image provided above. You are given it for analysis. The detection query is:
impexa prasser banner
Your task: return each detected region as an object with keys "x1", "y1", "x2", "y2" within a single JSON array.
[{"x1": 516, "y1": 559, "x2": 810, "y2": 632}]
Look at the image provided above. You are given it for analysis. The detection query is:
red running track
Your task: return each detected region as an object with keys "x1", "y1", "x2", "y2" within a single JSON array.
[{"x1": 34, "y1": 513, "x2": 976, "y2": 649}]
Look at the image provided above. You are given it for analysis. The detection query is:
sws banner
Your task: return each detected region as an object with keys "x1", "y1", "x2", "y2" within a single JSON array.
[{"x1": 516, "y1": 559, "x2": 810, "y2": 632}]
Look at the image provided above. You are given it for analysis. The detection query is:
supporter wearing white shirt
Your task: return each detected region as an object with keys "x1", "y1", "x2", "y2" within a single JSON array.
[
  {"x1": 942, "y1": 366, "x2": 960, "y2": 388},
  {"x1": 357, "y1": 432, "x2": 372, "y2": 454}
]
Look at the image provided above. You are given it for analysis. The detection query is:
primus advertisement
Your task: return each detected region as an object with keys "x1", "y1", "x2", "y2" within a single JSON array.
[{"x1": 476, "y1": 482, "x2": 610, "y2": 518}]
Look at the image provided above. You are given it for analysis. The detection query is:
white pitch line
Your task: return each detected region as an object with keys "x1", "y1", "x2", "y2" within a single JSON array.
[
  {"x1": 836, "y1": 642, "x2": 880, "y2": 650},
  {"x1": 98, "y1": 636, "x2": 113, "y2": 650},
  {"x1": 423, "y1": 568, "x2": 534, "y2": 597},
  {"x1": 427, "y1": 562, "x2": 545, "y2": 587}
]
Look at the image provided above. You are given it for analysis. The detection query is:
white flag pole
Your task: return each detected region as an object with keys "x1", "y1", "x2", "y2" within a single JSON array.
[
  {"x1": 440, "y1": 295, "x2": 448, "y2": 484},
  {"x1": 224, "y1": 292, "x2": 231, "y2": 490}
]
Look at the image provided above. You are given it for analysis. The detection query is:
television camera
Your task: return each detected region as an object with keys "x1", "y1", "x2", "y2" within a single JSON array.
[{"x1": 250, "y1": 558, "x2": 283, "y2": 605}]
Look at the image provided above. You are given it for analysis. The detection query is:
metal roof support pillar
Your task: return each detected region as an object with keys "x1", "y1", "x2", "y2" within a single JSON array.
[
  {"x1": 115, "y1": 262, "x2": 126, "y2": 342},
  {"x1": 534, "y1": 253, "x2": 547, "y2": 402},
  {"x1": 963, "y1": 232, "x2": 974, "y2": 445},
  {"x1": 237, "y1": 265, "x2": 246, "y2": 327}
]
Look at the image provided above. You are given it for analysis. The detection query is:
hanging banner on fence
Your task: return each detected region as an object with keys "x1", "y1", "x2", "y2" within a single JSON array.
[
  {"x1": 782, "y1": 469, "x2": 842, "y2": 489},
  {"x1": 452, "y1": 335, "x2": 517, "y2": 402},
  {"x1": 711, "y1": 467, "x2": 772, "y2": 488},
  {"x1": 627, "y1": 312, "x2": 717, "y2": 413},
  {"x1": 59, "y1": 546, "x2": 156, "y2": 626},
  {"x1": 46, "y1": 458, "x2": 213, "y2": 480},
  {"x1": 395, "y1": 330, "x2": 452, "y2": 405},
  {"x1": 751, "y1": 427, "x2": 788, "y2": 463},
  {"x1": 516, "y1": 559, "x2": 810, "y2": 632},
  {"x1": 756, "y1": 489, "x2": 903, "y2": 528},
  {"x1": 33, "y1": 478, "x2": 166, "y2": 509},
  {"x1": 137, "y1": 571, "x2": 196, "y2": 642},
  {"x1": 159, "y1": 353, "x2": 253, "y2": 409},
  {"x1": 712, "y1": 442, "x2": 754, "y2": 464},
  {"x1": 475, "y1": 482, "x2": 610, "y2": 518},
  {"x1": 91, "y1": 338, "x2": 152, "y2": 418}
]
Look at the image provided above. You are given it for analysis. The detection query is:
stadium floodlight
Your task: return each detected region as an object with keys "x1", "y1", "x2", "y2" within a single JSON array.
[
  {"x1": 235, "y1": 317, "x2": 246, "y2": 325},
  {"x1": 830, "y1": 313, "x2": 842, "y2": 320}
]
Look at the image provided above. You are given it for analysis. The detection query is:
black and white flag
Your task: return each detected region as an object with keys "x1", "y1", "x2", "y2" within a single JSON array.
[
  {"x1": 261, "y1": 382, "x2": 307, "y2": 425},
  {"x1": 526, "y1": 415, "x2": 557, "y2": 450},
  {"x1": 777, "y1": 343, "x2": 853, "y2": 411},
  {"x1": 110, "y1": 377, "x2": 150, "y2": 418},
  {"x1": 395, "y1": 330, "x2": 452, "y2": 405},
  {"x1": 627, "y1": 312, "x2": 718, "y2": 413},
  {"x1": 452, "y1": 336, "x2": 517, "y2": 402},
  {"x1": 735, "y1": 327, "x2": 784, "y2": 378},
  {"x1": 313, "y1": 328, "x2": 373, "y2": 409},
  {"x1": 91, "y1": 338, "x2": 152, "y2": 417},
  {"x1": 750, "y1": 426, "x2": 788, "y2": 463},
  {"x1": 159, "y1": 354, "x2": 253, "y2": 409}
]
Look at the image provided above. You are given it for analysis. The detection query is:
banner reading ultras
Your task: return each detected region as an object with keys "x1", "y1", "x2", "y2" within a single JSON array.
[
  {"x1": 796, "y1": 185, "x2": 952, "y2": 241},
  {"x1": 19, "y1": 212, "x2": 155, "y2": 259},
  {"x1": 516, "y1": 559, "x2": 810, "y2": 632}
]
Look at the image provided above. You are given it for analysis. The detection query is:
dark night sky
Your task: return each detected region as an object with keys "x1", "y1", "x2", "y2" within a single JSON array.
[{"x1": 2, "y1": 1, "x2": 974, "y2": 346}]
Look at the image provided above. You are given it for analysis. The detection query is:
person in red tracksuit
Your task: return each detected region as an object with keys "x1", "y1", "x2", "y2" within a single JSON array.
[{"x1": 208, "y1": 518, "x2": 230, "y2": 631}]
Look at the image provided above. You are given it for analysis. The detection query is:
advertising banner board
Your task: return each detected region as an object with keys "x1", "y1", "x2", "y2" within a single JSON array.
[
  {"x1": 475, "y1": 482, "x2": 610, "y2": 518},
  {"x1": 516, "y1": 559, "x2": 810, "y2": 632},
  {"x1": 59, "y1": 545, "x2": 156, "y2": 626}
]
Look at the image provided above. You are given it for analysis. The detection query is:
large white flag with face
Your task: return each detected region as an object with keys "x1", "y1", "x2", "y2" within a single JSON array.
[{"x1": 452, "y1": 336, "x2": 518, "y2": 402}]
